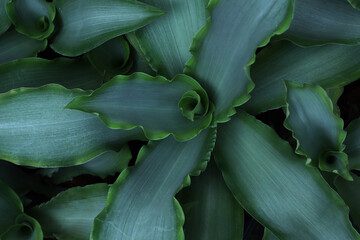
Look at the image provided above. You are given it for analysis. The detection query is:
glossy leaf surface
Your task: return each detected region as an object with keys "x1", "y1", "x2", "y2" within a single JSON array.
[
  {"x1": 185, "y1": 0, "x2": 294, "y2": 122},
  {"x1": 68, "y1": 73, "x2": 213, "y2": 141},
  {"x1": 51, "y1": 0, "x2": 164, "y2": 56},
  {"x1": 284, "y1": 82, "x2": 350, "y2": 179},
  {"x1": 0, "y1": 57, "x2": 102, "y2": 92},
  {"x1": 127, "y1": 0, "x2": 207, "y2": 78},
  {"x1": 243, "y1": 41, "x2": 360, "y2": 114},
  {"x1": 28, "y1": 184, "x2": 109, "y2": 240},
  {"x1": 0, "y1": 85, "x2": 144, "y2": 167},
  {"x1": 177, "y1": 159, "x2": 243, "y2": 240},
  {"x1": 91, "y1": 128, "x2": 216, "y2": 240},
  {"x1": 280, "y1": 0, "x2": 360, "y2": 45},
  {"x1": 215, "y1": 110, "x2": 359, "y2": 240},
  {"x1": 0, "y1": 29, "x2": 46, "y2": 65}
]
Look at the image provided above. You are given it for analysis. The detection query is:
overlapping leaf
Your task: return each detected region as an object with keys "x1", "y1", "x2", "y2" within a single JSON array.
[
  {"x1": 243, "y1": 41, "x2": 360, "y2": 114},
  {"x1": 67, "y1": 73, "x2": 213, "y2": 141},
  {"x1": 51, "y1": 0, "x2": 165, "y2": 56},
  {"x1": 284, "y1": 82, "x2": 351, "y2": 179},
  {"x1": 0, "y1": 84, "x2": 144, "y2": 167},
  {"x1": 91, "y1": 128, "x2": 216, "y2": 240},
  {"x1": 184, "y1": 0, "x2": 294, "y2": 122},
  {"x1": 344, "y1": 117, "x2": 360, "y2": 170},
  {"x1": 215, "y1": 110, "x2": 359, "y2": 240},
  {"x1": 127, "y1": 0, "x2": 208, "y2": 78}
]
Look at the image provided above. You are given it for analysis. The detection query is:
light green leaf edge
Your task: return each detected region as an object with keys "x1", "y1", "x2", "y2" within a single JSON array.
[
  {"x1": 5, "y1": 0, "x2": 56, "y2": 40},
  {"x1": 283, "y1": 81, "x2": 349, "y2": 176},
  {"x1": 0, "y1": 214, "x2": 43, "y2": 240},
  {"x1": 67, "y1": 72, "x2": 214, "y2": 141},
  {"x1": 184, "y1": 0, "x2": 295, "y2": 123},
  {"x1": 91, "y1": 127, "x2": 217, "y2": 240},
  {"x1": 348, "y1": 0, "x2": 360, "y2": 9}
]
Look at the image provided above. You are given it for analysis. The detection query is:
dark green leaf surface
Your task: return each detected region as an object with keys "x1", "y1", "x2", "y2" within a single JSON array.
[
  {"x1": 0, "y1": 57, "x2": 103, "y2": 92},
  {"x1": 334, "y1": 174, "x2": 360, "y2": 227},
  {"x1": 326, "y1": 87, "x2": 344, "y2": 117},
  {"x1": 184, "y1": 0, "x2": 294, "y2": 122},
  {"x1": 0, "y1": 214, "x2": 43, "y2": 240},
  {"x1": 0, "y1": 0, "x2": 11, "y2": 35},
  {"x1": 51, "y1": 0, "x2": 165, "y2": 56},
  {"x1": 177, "y1": 159, "x2": 243, "y2": 240},
  {"x1": 344, "y1": 118, "x2": 360, "y2": 170},
  {"x1": 0, "y1": 29, "x2": 46, "y2": 65},
  {"x1": 87, "y1": 37, "x2": 132, "y2": 80},
  {"x1": 44, "y1": 146, "x2": 132, "y2": 184},
  {"x1": 284, "y1": 82, "x2": 351, "y2": 179},
  {"x1": 0, "y1": 85, "x2": 144, "y2": 167},
  {"x1": 67, "y1": 73, "x2": 213, "y2": 141},
  {"x1": 348, "y1": 0, "x2": 360, "y2": 9},
  {"x1": 279, "y1": 0, "x2": 360, "y2": 45},
  {"x1": 243, "y1": 41, "x2": 360, "y2": 114},
  {"x1": 262, "y1": 228, "x2": 280, "y2": 240},
  {"x1": 91, "y1": 128, "x2": 216, "y2": 240},
  {"x1": 215, "y1": 110, "x2": 359, "y2": 240},
  {"x1": 28, "y1": 184, "x2": 109, "y2": 240},
  {"x1": 6, "y1": 0, "x2": 55, "y2": 40},
  {"x1": 127, "y1": 0, "x2": 207, "y2": 78},
  {"x1": 0, "y1": 180, "x2": 23, "y2": 235}
]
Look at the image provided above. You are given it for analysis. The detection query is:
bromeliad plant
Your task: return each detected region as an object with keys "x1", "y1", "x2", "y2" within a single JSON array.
[{"x1": 1, "y1": 0, "x2": 360, "y2": 239}]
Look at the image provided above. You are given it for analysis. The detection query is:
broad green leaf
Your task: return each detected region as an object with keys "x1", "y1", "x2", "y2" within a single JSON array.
[
  {"x1": 334, "y1": 174, "x2": 360, "y2": 227},
  {"x1": 87, "y1": 37, "x2": 132, "y2": 80},
  {"x1": 0, "y1": 161, "x2": 56, "y2": 196},
  {"x1": 0, "y1": 214, "x2": 43, "y2": 240},
  {"x1": 348, "y1": 0, "x2": 360, "y2": 9},
  {"x1": 42, "y1": 146, "x2": 132, "y2": 184},
  {"x1": 284, "y1": 82, "x2": 351, "y2": 180},
  {"x1": 177, "y1": 158, "x2": 243, "y2": 240},
  {"x1": 126, "y1": 0, "x2": 207, "y2": 78},
  {"x1": 67, "y1": 73, "x2": 213, "y2": 141},
  {"x1": 0, "y1": 180, "x2": 23, "y2": 235},
  {"x1": 279, "y1": 0, "x2": 360, "y2": 45},
  {"x1": 344, "y1": 117, "x2": 360, "y2": 170},
  {"x1": 28, "y1": 184, "x2": 109, "y2": 240},
  {"x1": 51, "y1": 0, "x2": 165, "y2": 56},
  {"x1": 0, "y1": 0, "x2": 11, "y2": 35},
  {"x1": 0, "y1": 84, "x2": 144, "y2": 167},
  {"x1": 0, "y1": 29, "x2": 46, "y2": 65},
  {"x1": 184, "y1": 0, "x2": 294, "y2": 122},
  {"x1": 326, "y1": 87, "x2": 344, "y2": 117},
  {"x1": 91, "y1": 128, "x2": 216, "y2": 240},
  {"x1": 6, "y1": 0, "x2": 55, "y2": 40},
  {"x1": 0, "y1": 57, "x2": 103, "y2": 92},
  {"x1": 262, "y1": 229, "x2": 280, "y2": 240},
  {"x1": 214, "y1": 110, "x2": 359, "y2": 240},
  {"x1": 243, "y1": 41, "x2": 360, "y2": 114}
]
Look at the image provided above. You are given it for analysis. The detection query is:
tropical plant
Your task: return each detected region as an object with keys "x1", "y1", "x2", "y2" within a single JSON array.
[{"x1": 1, "y1": 0, "x2": 360, "y2": 239}]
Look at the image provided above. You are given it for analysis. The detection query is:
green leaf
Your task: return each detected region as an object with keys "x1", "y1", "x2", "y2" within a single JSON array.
[
  {"x1": 0, "y1": 0, "x2": 11, "y2": 35},
  {"x1": 91, "y1": 127, "x2": 216, "y2": 240},
  {"x1": 0, "y1": 84, "x2": 144, "y2": 167},
  {"x1": 344, "y1": 117, "x2": 360, "y2": 170},
  {"x1": 348, "y1": 0, "x2": 360, "y2": 9},
  {"x1": 67, "y1": 73, "x2": 213, "y2": 141},
  {"x1": 284, "y1": 82, "x2": 351, "y2": 180},
  {"x1": 278, "y1": 0, "x2": 360, "y2": 45},
  {"x1": 6, "y1": 0, "x2": 55, "y2": 40},
  {"x1": 262, "y1": 228, "x2": 280, "y2": 240},
  {"x1": 0, "y1": 57, "x2": 103, "y2": 92},
  {"x1": 243, "y1": 41, "x2": 360, "y2": 114},
  {"x1": 0, "y1": 180, "x2": 23, "y2": 235},
  {"x1": 28, "y1": 184, "x2": 109, "y2": 240},
  {"x1": 334, "y1": 173, "x2": 360, "y2": 227},
  {"x1": 0, "y1": 28, "x2": 46, "y2": 65},
  {"x1": 87, "y1": 37, "x2": 132, "y2": 80},
  {"x1": 214, "y1": 110, "x2": 360, "y2": 240},
  {"x1": 128, "y1": 45, "x2": 155, "y2": 76},
  {"x1": 177, "y1": 158, "x2": 243, "y2": 240},
  {"x1": 0, "y1": 214, "x2": 43, "y2": 240},
  {"x1": 326, "y1": 87, "x2": 344, "y2": 117},
  {"x1": 42, "y1": 146, "x2": 132, "y2": 184},
  {"x1": 51, "y1": 0, "x2": 165, "y2": 57},
  {"x1": 184, "y1": 0, "x2": 294, "y2": 122},
  {"x1": 126, "y1": 0, "x2": 207, "y2": 78}
]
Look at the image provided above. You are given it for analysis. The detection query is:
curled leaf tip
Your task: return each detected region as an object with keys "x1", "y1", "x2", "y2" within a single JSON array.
[
  {"x1": 319, "y1": 151, "x2": 353, "y2": 181},
  {"x1": 178, "y1": 90, "x2": 208, "y2": 122}
]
